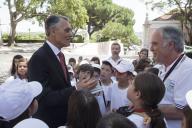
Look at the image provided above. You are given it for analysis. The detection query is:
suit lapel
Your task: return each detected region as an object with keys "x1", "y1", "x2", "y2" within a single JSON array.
[{"x1": 43, "y1": 43, "x2": 71, "y2": 86}]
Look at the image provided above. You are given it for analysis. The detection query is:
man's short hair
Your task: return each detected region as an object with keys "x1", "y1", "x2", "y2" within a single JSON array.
[
  {"x1": 45, "y1": 15, "x2": 69, "y2": 36},
  {"x1": 111, "y1": 42, "x2": 121, "y2": 48},
  {"x1": 157, "y1": 26, "x2": 184, "y2": 53}
]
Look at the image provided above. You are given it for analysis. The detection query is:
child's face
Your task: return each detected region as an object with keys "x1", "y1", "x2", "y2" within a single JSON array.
[
  {"x1": 93, "y1": 71, "x2": 100, "y2": 80},
  {"x1": 115, "y1": 71, "x2": 128, "y2": 83},
  {"x1": 78, "y1": 71, "x2": 92, "y2": 81},
  {"x1": 17, "y1": 61, "x2": 28, "y2": 77},
  {"x1": 100, "y1": 64, "x2": 113, "y2": 81},
  {"x1": 69, "y1": 62, "x2": 75, "y2": 67},
  {"x1": 139, "y1": 51, "x2": 148, "y2": 59}
]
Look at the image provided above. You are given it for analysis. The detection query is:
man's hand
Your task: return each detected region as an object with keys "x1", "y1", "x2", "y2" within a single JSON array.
[{"x1": 76, "y1": 77, "x2": 97, "y2": 91}]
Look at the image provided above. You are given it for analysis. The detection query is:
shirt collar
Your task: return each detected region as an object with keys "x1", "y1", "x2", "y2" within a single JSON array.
[{"x1": 46, "y1": 40, "x2": 60, "y2": 56}]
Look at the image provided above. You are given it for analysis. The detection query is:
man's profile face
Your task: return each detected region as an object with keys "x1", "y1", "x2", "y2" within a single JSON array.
[
  {"x1": 111, "y1": 44, "x2": 120, "y2": 56},
  {"x1": 52, "y1": 18, "x2": 72, "y2": 49},
  {"x1": 150, "y1": 30, "x2": 170, "y2": 64}
]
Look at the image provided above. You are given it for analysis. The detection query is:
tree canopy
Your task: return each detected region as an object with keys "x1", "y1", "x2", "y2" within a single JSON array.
[
  {"x1": 47, "y1": 0, "x2": 88, "y2": 30},
  {"x1": 151, "y1": 0, "x2": 192, "y2": 45},
  {"x1": 4, "y1": 0, "x2": 44, "y2": 46},
  {"x1": 3, "y1": 0, "x2": 139, "y2": 46}
]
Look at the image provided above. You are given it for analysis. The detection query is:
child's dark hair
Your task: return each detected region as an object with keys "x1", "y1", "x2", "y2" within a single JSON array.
[
  {"x1": 134, "y1": 72, "x2": 166, "y2": 128},
  {"x1": 91, "y1": 57, "x2": 100, "y2": 65},
  {"x1": 10, "y1": 55, "x2": 24, "y2": 75},
  {"x1": 102, "y1": 61, "x2": 114, "y2": 73},
  {"x1": 135, "y1": 58, "x2": 151, "y2": 73},
  {"x1": 67, "y1": 90, "x2": 102, "y2": 128},
  {"x1": 93, "y1": 67, "x2": 101, "y2": 75},
  {"x1": 145, "y1": 67, "x2": 159, "y2": 76},
  {"x1": 140, "y1": 48, "x2": 149, "y2": 57},
  {"x1": 69, "y1": 57, "x2": 76, "y2": 64},
  {"x1": 97, "y1": 112, "x2": 136, "y2": 128},
  {"x1": 77, "y1": 64, "x2": 94, "y2": 77}
]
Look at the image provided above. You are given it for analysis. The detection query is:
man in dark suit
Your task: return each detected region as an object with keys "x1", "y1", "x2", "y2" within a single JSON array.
[{"x1": 28, "y1": 15, "x2": 96, "y2": 128}]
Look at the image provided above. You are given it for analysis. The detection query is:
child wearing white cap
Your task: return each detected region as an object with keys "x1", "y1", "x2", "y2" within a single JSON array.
[
  {"x1": 110, "y1": 60, "x2": 136, "y2": 111},
  {"x1": 100, "y1": 60, "x2": 115, "y2": 111},
  {"x1": 0, "y1": 79, "x2": 48, "y2": 128},
  {"x1": 92, "y1": 63, "x2": 107, "y2": 115}
]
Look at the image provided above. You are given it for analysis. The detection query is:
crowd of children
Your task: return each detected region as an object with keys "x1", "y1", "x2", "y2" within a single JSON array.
[{"x1": 1, "y1": 42, "x2": 192, "y2": 128}]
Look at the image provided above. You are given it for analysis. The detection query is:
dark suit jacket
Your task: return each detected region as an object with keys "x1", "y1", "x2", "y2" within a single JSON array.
[{"x1": 28, "y1": 42, "x2": 75, "y2": 128}]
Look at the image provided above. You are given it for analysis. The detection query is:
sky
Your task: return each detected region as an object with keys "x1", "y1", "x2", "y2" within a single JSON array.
[
  {"x1": 112, "y1": 0, "x2": 162, "y2": 32},
  {"x1": 0, "y1": 0, "x2": 162, "y2": 33}
]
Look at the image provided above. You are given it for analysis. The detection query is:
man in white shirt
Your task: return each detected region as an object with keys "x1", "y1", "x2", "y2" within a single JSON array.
[
  {"x1": 107, "y1": 42, "x2": 122, "y2": 67},
  {"x1": 150, "y1": 26, "x2": 192, "y2": 128}
]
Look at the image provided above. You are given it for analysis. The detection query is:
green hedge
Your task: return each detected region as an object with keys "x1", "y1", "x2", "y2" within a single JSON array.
[
  {"x1": 2, "y1": 32, "x2": 46, "y2": 43},
  {"x1": 2, "y1": 33, "x2": 86, "y2": 43}
]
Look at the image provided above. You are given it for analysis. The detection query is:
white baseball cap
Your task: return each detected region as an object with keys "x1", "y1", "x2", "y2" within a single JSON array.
[
  {"x1": 79, "y1": 60, "x2": 90, "y2": 65},
  {"x1": 92, "y1": 63, "x2": 101, "y2": 70},
  {"x1": 115, "y1": 60, "x2": 137, "y2": 76},
  {"x1": 0, "y1": 79, "x2": 42, "y2": 121},
  {"x1": 13, "y1": 118, "x2": 49, "y2": 128},
  {"x1": 186, "y1": 90, "x2": 192, "y2": 109},
  {"x1": 67, "y1": 65, "x2": 74, "y2": 75}
]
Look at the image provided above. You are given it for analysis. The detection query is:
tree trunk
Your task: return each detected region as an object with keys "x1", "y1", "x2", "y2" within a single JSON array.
[
  {"x1": 189, "y1": 31, "x2": 192, "y2": 46},
  {"x1": 8, "y1": 15, "x2": 17, "y2": 46},
  {"x1": 87, "y1": 22, "x2": 91, "y2": 38}
]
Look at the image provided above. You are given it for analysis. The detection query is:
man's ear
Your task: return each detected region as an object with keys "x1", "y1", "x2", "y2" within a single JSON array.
[
  {"x1": 135, "y1": 90, "x2": 141, "y2": 99},
  {"x1": 168, "y1": 41, "x2": 175, "y2": 50},
  {"x1": 28, "y1": 99, "x2": 38, "y2": 116},
  {"x1": 50, "y1": 26, "x2": 56, "y2": 36}
]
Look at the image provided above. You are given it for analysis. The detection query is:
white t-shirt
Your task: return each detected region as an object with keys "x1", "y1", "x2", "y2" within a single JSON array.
[
  {"x1": 127, "y1": 114, "x2": 149, "y2": 128},
  {"x1": 13, "y1": 118, "x2": 49, "y2": 128},
  {"x1": 5, "y1": 76, "x2": 27, "y2": 83},
  {"x1": 95, "y1": 94, "x2": 106, "y2": 115},
  {"x1": 70, "y1": 78, "x2": 76, "y2": 87},
  {"x1": 101, "y1": 82, "x2": 113, "y2": 102},
  {"x1": 107, "y1": 57, "x2": 122, "y2": 68},
  {"x1": 127, "y1": 113, "x2": 168, "y2": 128},
  {"x1": 158, "y1": 55, "x2": 192, "y2": 128},
  {"x1": 110, "y1": 82, "x2": 131, "y2": 110},
  {"x1": 58, "y1": 126, "x2": 66, "y2": 128}
]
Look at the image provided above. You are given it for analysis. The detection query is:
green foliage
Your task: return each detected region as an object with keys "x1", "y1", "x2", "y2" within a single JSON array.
[
  {"x1": 4, "y1": 0, "x2": 46, "y2": 45},
  {"x1": 151, "y1": 0, "x2": 192, "y2": 45},
  {"x1": 2, "y1": 32, "x2": 45, "y2": 42},
  {"x1": 113, "y1": 6, "x2": 135, "y2": 26},
  {"x1": 93, "y1": 21, "x2": 139, "y2": 46},
  {"x1": 72, "y1": 35, "x2": 84, "y2": 43},
  {"x1": 83, "y1": 0, "x2": 138, "y2": 46},
  {"x1": 47, "y1": 0, "x2": 88, "y2": 29},
  {"x1": 83, "y1": 0, "x2": 118, "y2": 36}
]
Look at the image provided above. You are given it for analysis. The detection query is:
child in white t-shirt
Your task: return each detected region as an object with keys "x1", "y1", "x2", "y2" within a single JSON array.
[
  {"x1": 126, "y1": 72, "x2": 167, "y2": 128},
  {"x1": 110, "y1": 60, "x2": 136, "y2": 111},
  {"x1": 100, "y1": 60, "x2": 114, "y2": 111}
]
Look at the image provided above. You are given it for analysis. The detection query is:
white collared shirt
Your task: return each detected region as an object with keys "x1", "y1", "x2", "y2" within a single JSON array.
[
  {"x1": 158, "y1": 55, "x2": 192, "y2": 128},
  {"x1": 46, "y1": 40, "x2": 60, "y2": 60}
]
